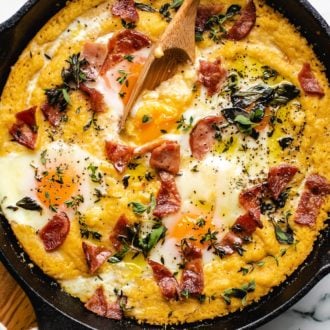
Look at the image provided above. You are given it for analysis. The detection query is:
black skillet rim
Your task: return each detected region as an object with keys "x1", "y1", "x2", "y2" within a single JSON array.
[{"x1": 0, "y1": 0, "x2": 329, "y2": 329}]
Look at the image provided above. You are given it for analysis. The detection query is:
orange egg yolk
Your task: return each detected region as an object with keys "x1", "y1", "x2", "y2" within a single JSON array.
[
  {"x1": 37, "y1": 167, "x2": 77, "y2": 209},
  {"x1": 170, "y1": 213, "x2": 217, "y2": 249}
]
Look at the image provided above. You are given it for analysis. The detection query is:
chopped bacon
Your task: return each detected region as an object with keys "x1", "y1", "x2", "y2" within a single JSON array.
[
  {"x1": 295, "y1": 174, "x2": 330, "y2": 226},
  {"x1": 180, "y1": 243, "x2": 203, "y2": 296},
  {"x1": 195, "y1": 5, "x2": 224, "y2": 33},
  {"x1": 239, "y1": 184, "x2": 264, "y2": 227},
  {"x1": 101, "y1": 30, "x2": 151, "y2": 75},
  {"x1": 82, "y1": 242, "x2": 111, "y2": 274},
  {"x1": 153, "y1": 171, "x2": 181, "y2": 218},
  {"x1": 105, "y1": 141, "x2": 134, "y2": 173},
  {"x1": 39, "y1": 212, "x2": 70, "y2": 251},
  {"x1": 298, "y1": 63, "x2": 325, "y2": 97},
  {"x1": 227, "y1": 0, "x2": 256, "y2": 41},
  {"x1": 305, "y1": 174, "x2": 330, "y2": 196},
  {"x1": 83, "y1": 42, "x2": 108, "y2": 73},
  {"x1": 109, "y1": 214, "x2": 129, "y2": 250},
  {"x1": 232, "y1": 212, "x2": 259, "y2": 237},
  {"x1": 294, "y1": 191, "x2": 323, "y2": 226},
  {"x1": 267, "y1": 164, "x2": 298, "y2": 200},
  {"x1": 198, "y1": 59, "x2": 227, "y2": 96},
  {"x1": 9, "y1": 106, "x2": 38, "y2": 150},
  {"x1": 41, "y1": 103, "x2": 62, "y2": 127},
  {"x1": 190, "y1": 116, "x2": 223, "y2": 160},
  {"x1": 112, "y1": 0, "x2": 138, "y2": 23},
  {"x1": 149, "y1": 141, "x2": 180, "y2": 175},
  {"x1": 79, "y1": 84, "x2": 105, "y2": 113},
  {"x1": 85, "y1": 286, "x2": 123, "y2": 320},
  {"x1": 148, "y1": 259, "x2": 179, "y2": 300},
  {"x1": 219, "y1": 231, "x2": 243, "y2": 255}
]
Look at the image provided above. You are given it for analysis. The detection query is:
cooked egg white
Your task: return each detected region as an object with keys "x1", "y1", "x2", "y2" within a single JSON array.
[{"x1": 0, "y1": 141, "x2": 106, "y2": 230}]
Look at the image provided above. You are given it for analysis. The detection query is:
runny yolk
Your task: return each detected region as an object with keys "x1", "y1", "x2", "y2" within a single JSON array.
[
  {"x1": 170, "y1": 213, "x2": 216, "y2": 249},
  {"x1": 36, "y1": 167, "x2": 77, "y2": 209}
]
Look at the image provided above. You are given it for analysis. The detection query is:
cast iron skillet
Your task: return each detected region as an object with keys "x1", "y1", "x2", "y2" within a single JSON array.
[{"x1": 0, "y1": 1, "x2": 329, "y2": 329}]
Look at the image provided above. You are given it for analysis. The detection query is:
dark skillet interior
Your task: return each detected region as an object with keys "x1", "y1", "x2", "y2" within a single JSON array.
[{"x1": 0, "y1": 1, "x2": 329, "y2": 329}]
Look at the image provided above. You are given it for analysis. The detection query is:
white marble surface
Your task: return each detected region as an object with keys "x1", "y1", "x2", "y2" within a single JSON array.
[{"x1": 0, "y1": 1, "x2": 329, "y2": 329}]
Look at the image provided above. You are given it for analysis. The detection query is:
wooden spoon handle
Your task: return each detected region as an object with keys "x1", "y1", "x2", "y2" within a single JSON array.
[{"x1": 120, "y1": 0, "x2": 200, "y2": 130}]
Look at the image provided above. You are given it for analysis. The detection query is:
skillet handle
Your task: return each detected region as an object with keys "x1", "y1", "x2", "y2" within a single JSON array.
[{"x1": 26, "y1": 290, "x2": 88, "y2": 330}]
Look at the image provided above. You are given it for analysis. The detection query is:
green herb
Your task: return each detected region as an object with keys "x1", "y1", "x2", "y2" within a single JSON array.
[
  {"x1": 116, "y1": 69, "x2": 129, "y2": 85},
  {"x1": 61, "y1": 53, "x2": 91, "y2": 89},
  {"x1": 142, "y1": 114, "x2": 152, "y2": 123},
  {"x1": 195, "y1": 31, "x2": 204, "y2": 42},
  {"x1": 44, "y1": 85, "x2": 70, "y2": 112},
  {"x1": 159, "y1": 3, "x2": 172, "y2": 22},
  {"x1": 278, "y1": 136, "x2": 294, "y2": 150},
  {"x1": 121, "y1": 19, "x2": 136, "y2": 29},
  {"x1": 65, "y1": 195, "x2": 84, "y2": 209},
  {"x1": 204, "y1": 5, "x2": 241, "y2": 42},
  {"x1": 273, "y1": 222, "x2": 294, "y2": 245},
  {"x1": 238, "y1": 267, "x2": 249, "y2": 276},
  {"x1": 123, "y1": 54, "x2": 135, "y2": 62},
  {"x1": 139, "y1": 225, "x2": 167, "y2": 256},
  {"x1": 93, "y1": 188, "x2": 105, "y2": 203},
  {"x1": 122, "y1": 175, "x2": 130, "y2": 189},
  {"x1": 262, "y1": 65, "x2": 278, "y2": 81},
  {"x1": 83, "y1": 112, "x2": 103, "y2": 131},
  {"x1": 129, "y1": 194, "x2": 156, "y2": 215},
  {"x1": 87, "y1": 163, "x2": 103, "y2": 183},
  {"x1": 181, "y1": 289, "x2": 190, "y2": 299},
  {"x1": 200, "y1": 228, "x2": 218, "y2": 244},
  {"x1": 256, "y1": 261, "x2": 265, "y2": 267},
  {"x1": 40, "y1": 150, "x2": 48, "y2": 165},
  {"x1": 176, "y1": 115, "x2": 193, "y2": 131},
  {"x1": 16, "y1": 197, "x2": 42, "y2": 212},
  {"x1": 222, "y1": 136, "x2": 234, "y2": 153},
  {"x1": 196, "y1": 217, "x2": 206, "y2": 227},
  {"x1": 49, "y1": 204, "x2": 58, "y2": 212},
  {"x1": 78, "y1": 213, "x2": 102, "y2": 240},
  {"x1": 222, "y1": 280, "x2": 255, "y2": 305},
  {"x1": 170, "y1": 0, "x2": 183, "y2": 9},
  {"x1": 134, "y1": 2, "x2": 156, "y2": 12},
  {"x1": 109, "y1": 245, "x2": 130, "y2": 263},
  {"x1": 271, "y1": 83, "x2": 300, "y2": 106}
]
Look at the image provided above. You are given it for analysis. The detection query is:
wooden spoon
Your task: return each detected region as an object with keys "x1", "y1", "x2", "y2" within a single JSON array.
[{"x1": 120, "y1": 0, "x2": 200, "y2": 130}]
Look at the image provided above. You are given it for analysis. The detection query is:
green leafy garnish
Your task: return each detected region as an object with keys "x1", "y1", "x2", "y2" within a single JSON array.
[
  {"x1": 134, "y1": 2, "x2": 156, "y2": 13},
  {"x1": 129, "y1": 194, "x2": 156, "y2": 215},
  {"x1": 16, "y1": 197, "x2": 42, "y2": 212},
  {"x1": 273, "y1": 223, "x2": 294, "y2": 245},
  {"x1": 222, "y1": 280, "x2": 256, "y2": 305},
  {"x1": 87, "y1": 163, "x2": 103, "y2": 184}
]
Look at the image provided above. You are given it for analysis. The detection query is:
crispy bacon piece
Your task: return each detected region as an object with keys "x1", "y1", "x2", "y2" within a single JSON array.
[
  {"x1": 227, "y1": 0, "x2": 256, "y2": 41},
  {"x1": 239, "y1": 184, "x2": 264, "y2": 226},
  {"x1": 109, "y1": 214, "x2": 129, "y2": 250},
  {"x1": 198, "y1": 59, "x2": 227, "y2": 96},
  {"x1": 82, "y1": 242, "x2": 111, "y2": 274},
  {"x1": 85, "y1": 286, "x2": 123, "y2": 320},
  {"x1": 190, "y1": 116, "x2": 223, "y2": 160},
  {"x1": 219, "y1": 231, "x2": 243, "y2": 255},
  {"x1": 39, "y1": 212, "x2": 70, "y2": 251},
  {"x1": 41, "y1": 103, "x2": 62, "y2": 127},
  {"x1": 79, "y1": 84, "x2": 105, "y2": 113},
  {"x1": 105, "y1": 141, "x2": 134, "y2": 173},
  {"x1": 153, "y1": 171, "x2": 181, "y2": 218},
  {"x1": 180, "y1": 243, "x2": 203, "y2": 296},
  {"x1": 298, "y1": 63, "x2": 325, "y2": 97},
  {"x1": 295, "y1": 174, "x2": 330, "y2": 226},
  {"x1": 149, "y1": 141, "x2": 180, "y2": 175},
  {"x1": 294, "y1": 191, "x2": 323, "y2": 227},
  {"x1": 195, "y1": 5, "x2": 224, "y2": 33},
  {"x1": 112, "y1": 0, "x2": 138, "y2": 22},
  {"x1": 101, "y1": 30, "x2": 151, "y2": 75},
  {"x1": 9, "y1": 106, "x2": 38, "y2": 150},
  {"x1": 233, "y1": 212, "x2": 259, "y2": 237},
  {"x1": 267, "y1": 164, "x2": 298, "y2": 200},
  {"x1": 305, "y1": 174, "x2": 330, "y2": 196},
  {"x1": 83, "y1": 42, "x2": 108, "y2": 73},
  {"x1": 148, "y1": 259, "x2": 179, "y2": 300}
]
